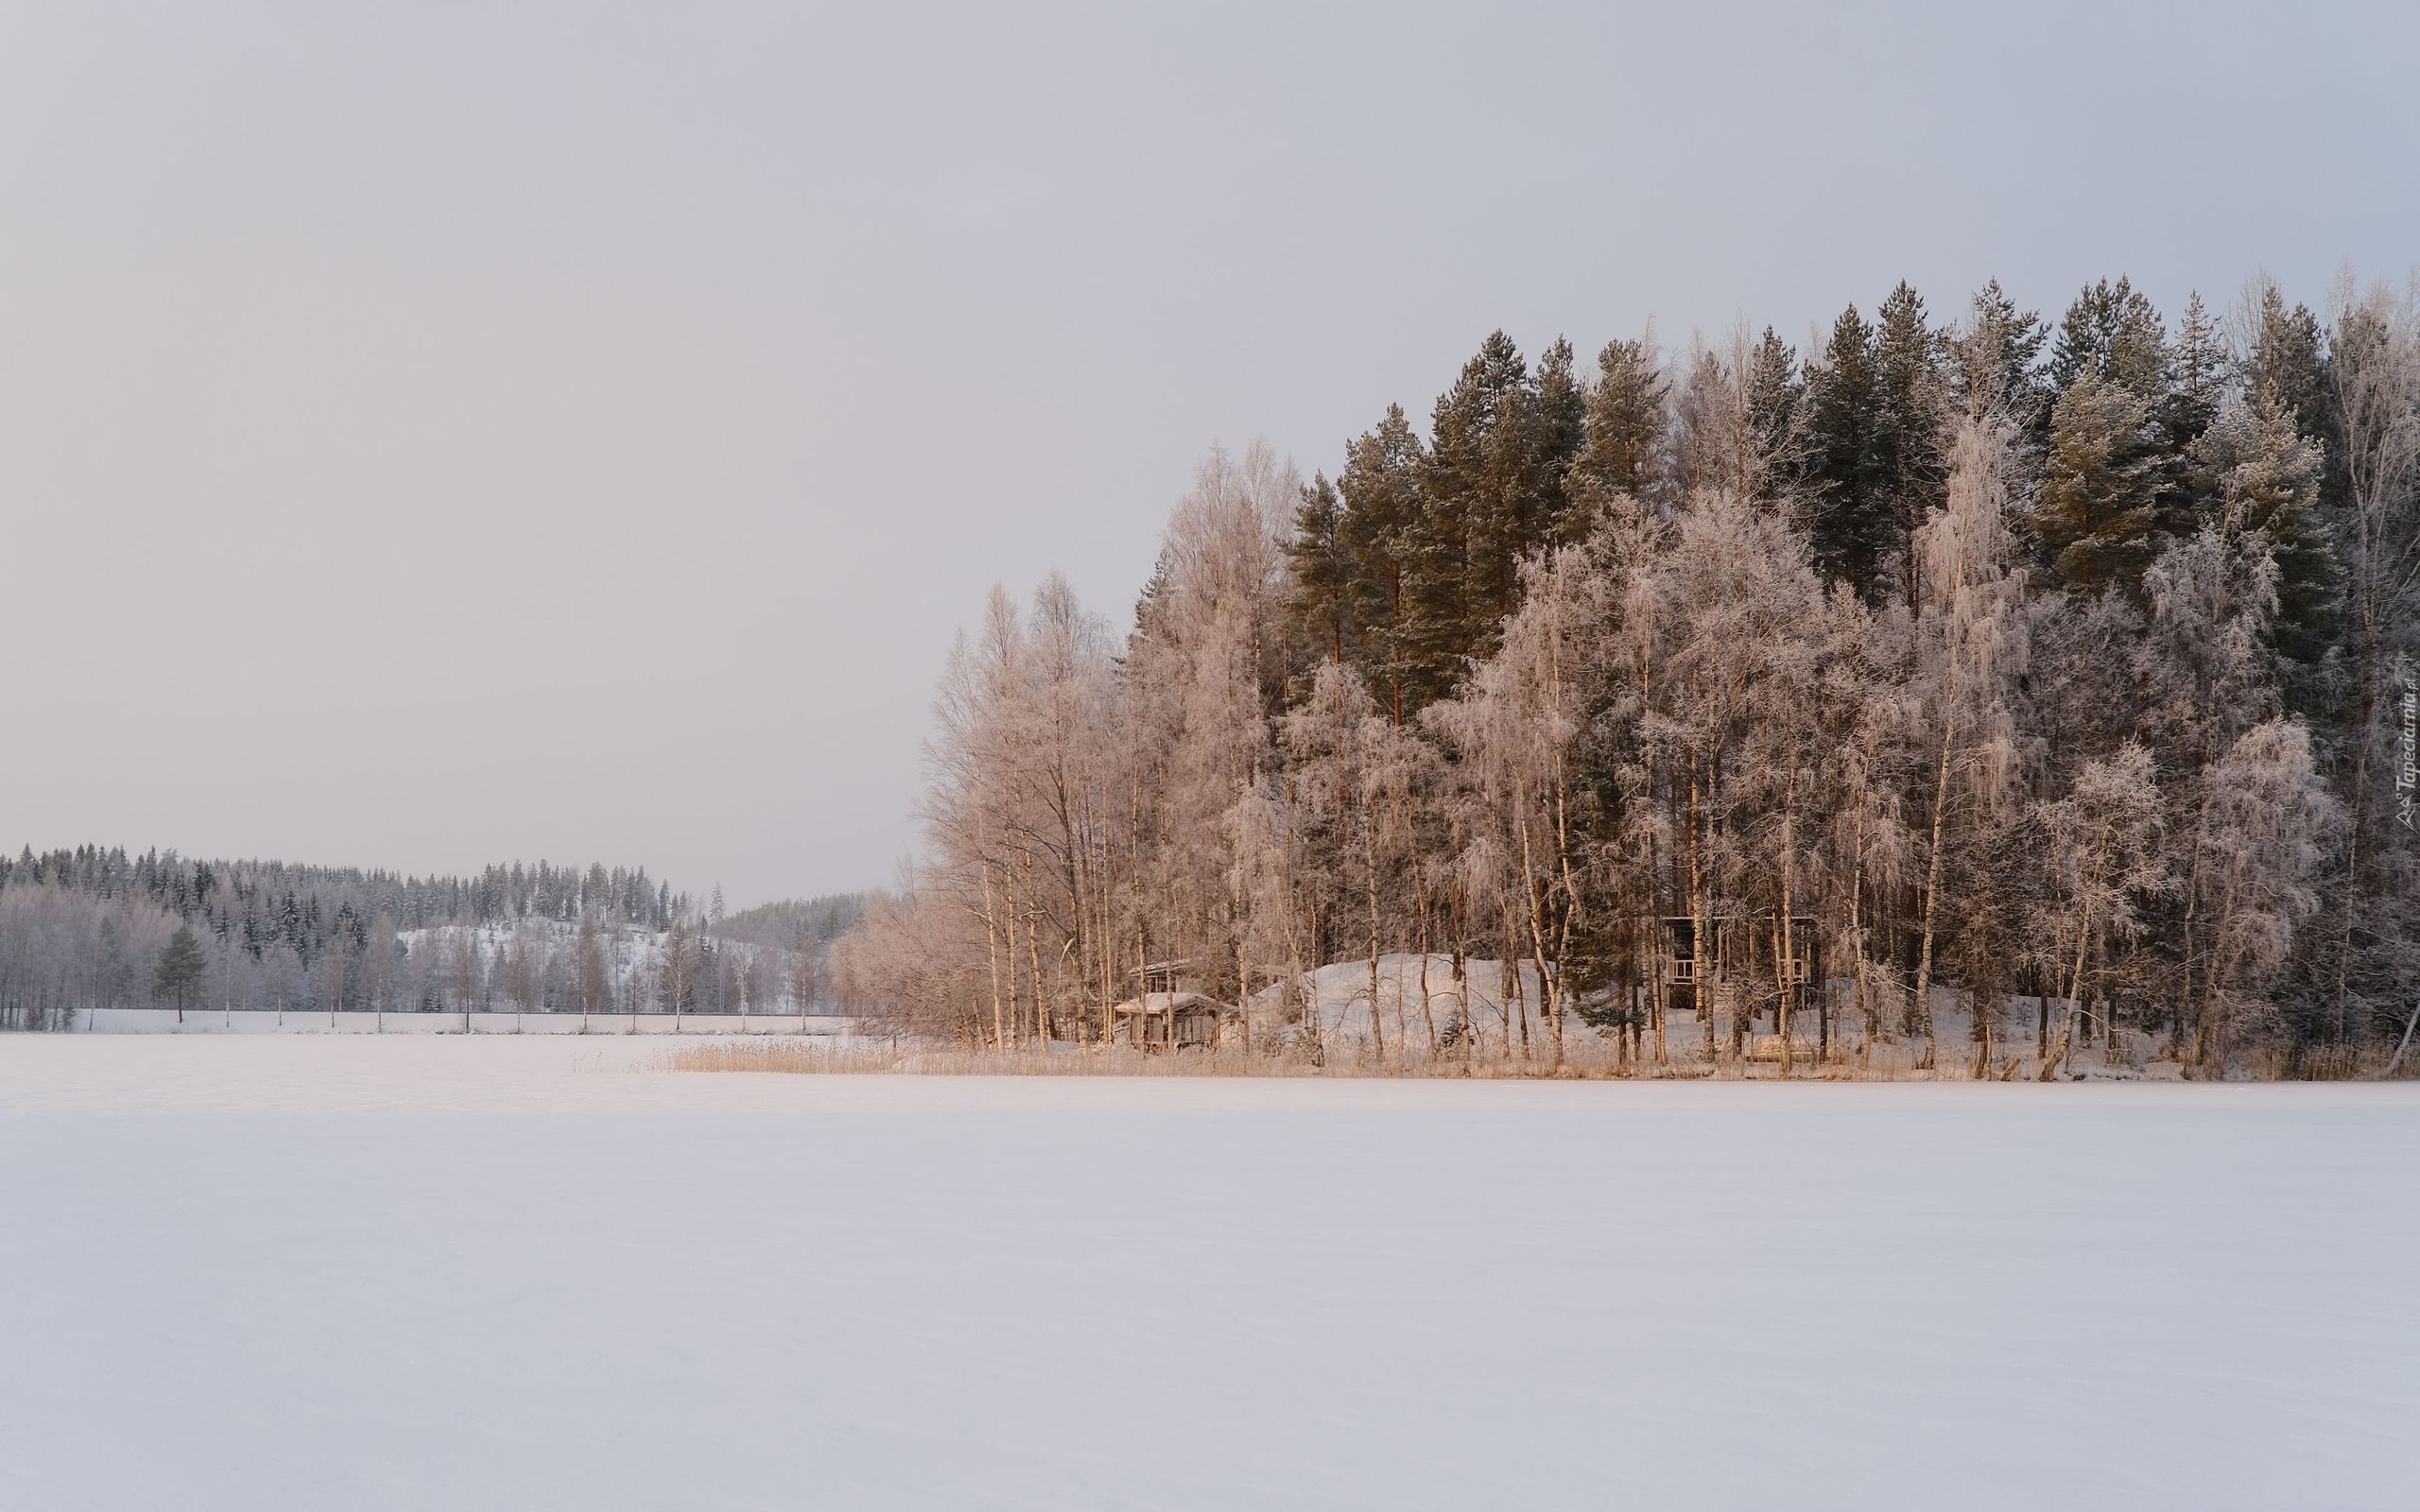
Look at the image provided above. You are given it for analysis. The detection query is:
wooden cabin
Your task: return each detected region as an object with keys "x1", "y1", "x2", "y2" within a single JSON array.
[
  {"x1": 1653, "y1": 915, "x2": 1726, "y2": 1023},
  {"x1": 1111, "y1": 990, "x2": 1236, "y2": 1051},
  {"x1": 1134, "y1": 959, "x2": 1193, "y2": 996},
  {"x1": 1651, "y1": 914, "x2": 1820, "y2": 1024}
]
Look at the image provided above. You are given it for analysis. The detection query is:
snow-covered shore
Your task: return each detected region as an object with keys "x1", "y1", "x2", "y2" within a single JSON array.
[{"x1": 3, "y1": 1036, "x2": 2411, "y2": 1510}]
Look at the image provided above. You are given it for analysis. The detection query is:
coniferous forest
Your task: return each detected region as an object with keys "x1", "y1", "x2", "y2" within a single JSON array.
[
  {"x1": 837, "y1": 274, "x2": 2420, "y2": 1077},
  {"x1": 0, "y1": 846, "x2": 862, "y2": 1029}
]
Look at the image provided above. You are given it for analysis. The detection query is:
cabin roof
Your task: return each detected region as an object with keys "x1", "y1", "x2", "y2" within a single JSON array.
[{"x1": 1111, "y1": 990, "x2": 1228, "y2": 1017}]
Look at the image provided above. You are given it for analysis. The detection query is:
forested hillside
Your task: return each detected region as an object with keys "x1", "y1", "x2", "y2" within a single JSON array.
[
  {"x1": 0, "y1": 847, "x2": 862, "y2": 1027},
  {"x1": 838, "y1": 273, "x2": 2420, "y2": 1077}
]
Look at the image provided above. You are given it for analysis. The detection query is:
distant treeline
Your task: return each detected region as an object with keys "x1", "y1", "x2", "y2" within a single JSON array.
[
  {"x1": 715, "y1": 893, "x2": 867, "y2": 953},
  {"x1": 0, "y1": 845, "x2": 865, "y2": 1028},
  {"x1": 3, "y1": 847, "x2": 686, "y2": 950}
]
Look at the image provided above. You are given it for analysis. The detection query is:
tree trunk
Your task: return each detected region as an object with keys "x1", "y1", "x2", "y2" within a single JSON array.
[
  {"x1": 1366, "y1": 799, "x2": 1386, "y2": 1067},
  {"x1": 981, "y1": 866, "x2": 1006, "y2": 1050},
  {"x1": 1775, "y1": 750, "x2": 1800, "y2": 1076},
  {"x1": 2384, "y1": 999, "x2": 2420, "y2": 1078},
  {"x1": 1911, "y1": 715, "x2": 1957, "y2": 1069},
  {"x1": 2041, "y1": 897, "x2": 2095, "y2": 1080},
  {"x1": 1413, "y1": 872, "x2": 1438, "y2": 1059},
  {"x1": 1687, "y1": 750, "x2": 1713, "y2": 1065},
  {"x1": 1512, "y1": 776, "x2": 1565, "y2": 1069}
]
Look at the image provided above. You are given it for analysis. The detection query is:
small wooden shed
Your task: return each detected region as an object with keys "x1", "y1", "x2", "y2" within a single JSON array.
[
  {"x1": 1111, "y1": 990, "x2": 1235, "y2": 1051},
  {"x1": 1651, "y1": 914, "x2": 1819, "y2": 1022}
]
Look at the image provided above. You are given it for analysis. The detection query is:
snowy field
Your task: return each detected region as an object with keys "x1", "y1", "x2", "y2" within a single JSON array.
[{"x1": 2, "y1": 1038, "x2": 2412, "y2": 1511}]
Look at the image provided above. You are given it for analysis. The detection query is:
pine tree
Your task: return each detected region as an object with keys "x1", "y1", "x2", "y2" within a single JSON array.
[
  {"x1": 1528, "y1": 336, "x2": 1590, "y2": 546},
  {"x1": 1570, "y1": 335, "x2": 1667, "y2": 504},
  {"x1": 1409, "y1": 332, "x2": 1582, "y2": 704},
  {"x1": 153, "y1": 925, "x2": 207, "y2": 1023},
  {"x1": 1413, "y1": 334, "x2": 1529, "y2": 696},
  {"x1": 2038, "y1": 371, "x2": 2163, "y2": 593},
  {"x1": 1285, "y1": 472, "x2": 1353, "y2": 668},
  {"x1": 1337, "y1": 405, "x2": 1427, "y2": 720}
]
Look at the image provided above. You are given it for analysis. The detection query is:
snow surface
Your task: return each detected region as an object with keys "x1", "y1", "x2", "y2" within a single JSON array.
[
  {"x1": 1266, "y1": 952, "x2": 1543, "y2": 1046},
  {"x1": 2, "y1": 1036, "x2": 2412, "y2": 1510}
]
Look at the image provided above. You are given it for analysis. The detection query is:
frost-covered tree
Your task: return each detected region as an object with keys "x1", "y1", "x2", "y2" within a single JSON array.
[
  {"x1": 2188, "y1": 720, "x2": 2337, "y2": 1073},
  {"x1": 1671, "y1": 325, "x2": 1806, "y2": 510},
  {"x1": 1905, "y1": 416, "x2": 2031, "y2": 1064},
  {"x1": 2033, "y1": 744, "x2": 2167, "y2": 1075},
  {"x1": 1948, "y1": 279, "x2": 2050, "y2": 440},
  {"x1": 2188, "y1": 392, "x2": 2335, "y2": 683},
  {"x1": 1426, "y1": 542, "x2": 1618, "y2": 1068},
  {"x1": 2313, "y1": 279, "x2": 2420, "y2": 1047}
]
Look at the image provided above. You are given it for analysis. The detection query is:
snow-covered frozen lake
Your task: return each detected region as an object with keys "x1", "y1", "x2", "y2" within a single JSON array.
[{"x1": 3, "y1": 1037, "x2": 2411, "y2": 1510}]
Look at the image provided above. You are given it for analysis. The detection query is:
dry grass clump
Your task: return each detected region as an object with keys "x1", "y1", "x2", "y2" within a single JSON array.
[{"x1": 668, "y1": 1040, "x2": 1308, "y2": 1077}]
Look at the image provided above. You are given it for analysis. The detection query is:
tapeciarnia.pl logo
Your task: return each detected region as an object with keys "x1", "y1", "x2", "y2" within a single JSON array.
[{"x1": 2397, "y1": 657, "x2": 2416, "y2": 831}]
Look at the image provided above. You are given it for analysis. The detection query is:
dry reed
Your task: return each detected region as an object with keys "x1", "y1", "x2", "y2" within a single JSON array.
[{"x1": 662, "y1": 1036, "x2": 2018, "y2": 1080}]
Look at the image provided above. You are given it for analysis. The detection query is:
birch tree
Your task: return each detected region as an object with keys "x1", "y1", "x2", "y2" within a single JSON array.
[
  {"x1": 2033, "y1": 744, "x2": 2167, "y2": 1076},
  {"x1": 1906, "y1": 416, "x2": 2030, "y2": 1065},
  {"x1": 2188, "y1": 720, "x2": 2337, "y2": 1073}
]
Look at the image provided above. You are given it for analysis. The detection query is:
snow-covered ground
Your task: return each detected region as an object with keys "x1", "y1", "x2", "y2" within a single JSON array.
[{"x1": 2, "y1": 1038, "x2": 2411, "y2": 1510}]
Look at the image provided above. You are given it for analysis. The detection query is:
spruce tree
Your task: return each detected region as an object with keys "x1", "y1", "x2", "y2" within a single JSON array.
[
  {"x1": 153, "y1": 925, "x2": 208, "y2": 1023},
  {"x1": 2048, "y1": 277, "x2": 2168, "y2": 396},
  {"x1": 2245, "y1": 284, "x2": 2332, "y2": 440},
  {"x1": 1416, "y1": 332, "x2": 1530, "y2": 696},
  {"x1": 2156, "y1": 291, "x2": 2232, "y2": 535},
  {"x1": 1871, "y1": 282, "x2": 1947, "y2": 610},
  {"x1": 1742, "y1": 327, "x2": 1802, "y2": 490},
  {"x1": 1948, "y1": 279, "x2": 2049, "y2": 436},
  {"x1": 2243, "y1": 283, "x2": 2346, "y2": 515},
  {"x1": 1799, "y1": 304, "x2": 1891, "y2": 595},
  {"x1": 2168, "y1": 292, "x2": 2229, "y2": 438}
]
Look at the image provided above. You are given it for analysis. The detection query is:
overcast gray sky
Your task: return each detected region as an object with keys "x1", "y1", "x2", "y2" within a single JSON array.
[{"x1": 4, "y1": 1, "x2": 2414, "y2": 905}]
